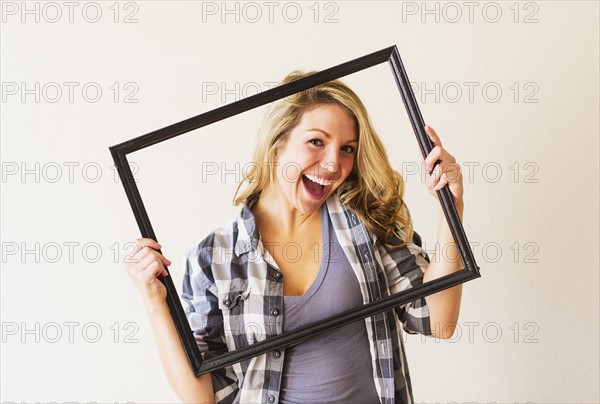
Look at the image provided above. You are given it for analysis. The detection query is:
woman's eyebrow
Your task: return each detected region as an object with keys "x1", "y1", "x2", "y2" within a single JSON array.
[{"x1": 305, "y1": 128, "x2": 358, "y2": 143}]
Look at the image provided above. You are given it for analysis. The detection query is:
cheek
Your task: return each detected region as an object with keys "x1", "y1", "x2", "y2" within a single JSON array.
[
  {"x1": 343, "y1": 159, "x2": 356, "y2": 178},
  {"x1": 278, "y1": 162, "x2": 303, "y2": 184},
  {"x1": 273, "y1": 150, "x2": 300, "y2": 184}
]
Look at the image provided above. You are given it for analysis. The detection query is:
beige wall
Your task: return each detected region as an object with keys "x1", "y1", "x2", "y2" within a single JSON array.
[{"x1": 1, "y1": 1, "x2": 598, "y2": 403}]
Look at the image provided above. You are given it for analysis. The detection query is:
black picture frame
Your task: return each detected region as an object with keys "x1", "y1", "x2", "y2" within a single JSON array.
[{"x1": 109, "y1": 45, "x2": 481, "y2": 376}]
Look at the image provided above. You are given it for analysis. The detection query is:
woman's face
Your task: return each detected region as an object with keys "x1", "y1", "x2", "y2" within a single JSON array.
[{"x1": 269, "y1": 103, "x2": 358, "y2": 215}]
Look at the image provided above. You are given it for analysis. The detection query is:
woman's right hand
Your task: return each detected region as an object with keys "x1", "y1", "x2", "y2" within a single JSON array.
[{"x1": 124, "y1": 238, "x2": 172, "y2": 307}]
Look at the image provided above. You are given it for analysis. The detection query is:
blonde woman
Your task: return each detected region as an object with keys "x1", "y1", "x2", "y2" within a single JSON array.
[{"x1": 126, "y1": 70, "x2": 465, "y2": 404}]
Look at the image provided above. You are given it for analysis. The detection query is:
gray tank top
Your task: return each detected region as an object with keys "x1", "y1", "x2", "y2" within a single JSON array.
[{"x1": 279, "y1": 203, "x2": 380, "y2": 404}]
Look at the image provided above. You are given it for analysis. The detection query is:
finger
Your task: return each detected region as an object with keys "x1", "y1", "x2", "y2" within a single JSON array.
[
  {"x1": 128, "y1": 249, "x2": 166, "y2": 276},
  {"x1": 135, "y1": 255, "x2": 167, "y2": 282},
  {"x1": 444, "y1": 162, "x2": 462, "y2": 183},
  {"x1": 433, "y1": 172, "x2": 449, "y2": 191},
  {"x1": 145, "y1": 248, "x2": 172, "y2": 268},
  {"x1": 134, "y1": 237, "x2": 162, "y2": 254},
  {"x1": 426, "y1": 163, "x2": 442, "y2": 188},
  {"x1": 143, "y1": 260, "x2": 168, "y2": 282},
  {"x1": 130, "y1": 245, "x2": 156, "y2": 265},
  {"x1": 424, "y1": 124, "x2": 442, "y2": 147},
  {"x1": 424, "y1": 146, "x2": 443, "y2": 173},
  {"x1": 132, "y1": 240, "x2": 171, "y2": 265}
]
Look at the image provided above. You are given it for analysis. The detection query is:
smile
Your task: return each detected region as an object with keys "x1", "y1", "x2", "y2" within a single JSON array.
[
  {"x1": 302, "y1": 174, "x2": 332, "y2": 198},
  {"x1": 304, "y1": 174, "x2": 334, "y2": 186}
]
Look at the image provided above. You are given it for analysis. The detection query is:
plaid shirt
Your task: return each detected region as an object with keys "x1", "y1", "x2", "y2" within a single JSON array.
[{"x1": 182, "y1": 192, "x2": 432, "y2": 404}]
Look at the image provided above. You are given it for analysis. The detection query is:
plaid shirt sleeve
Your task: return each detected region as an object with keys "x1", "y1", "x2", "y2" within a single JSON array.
[
  {"x1": 376, "y1": 234, "x2": 433, "y2": 336},
  {"x1": 181, "y1": 234, "x2": 240, "y2": 403}
]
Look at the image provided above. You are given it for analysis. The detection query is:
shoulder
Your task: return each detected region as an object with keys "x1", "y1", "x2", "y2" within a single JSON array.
[
  {"x1": 375, "y1": 225, "x2": 426, "y2": 255},
  {"x1": 184, "y1": 215, "x2": 241, "y2": 285},
  {"x1": 185, "y1": 215, "x2": 240, "y2": 257}
]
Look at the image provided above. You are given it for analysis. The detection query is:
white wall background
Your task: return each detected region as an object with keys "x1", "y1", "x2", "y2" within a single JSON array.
[{"x1": 1, "y1": 1, "x2": 598, "y2": 403}]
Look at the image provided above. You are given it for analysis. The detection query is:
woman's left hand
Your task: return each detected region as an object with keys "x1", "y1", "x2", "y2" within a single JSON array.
[{"x1": 423, "y1": 124, "x2": 464, "y2": 206}]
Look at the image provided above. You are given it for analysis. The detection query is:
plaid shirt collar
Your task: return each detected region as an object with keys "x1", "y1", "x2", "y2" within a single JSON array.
[
  {"x1": 234, "y1": 192, "x2": 377, "y2": 257},
  {"x1": 234, "y1": 194, "x2": 260, "y2": 257}
]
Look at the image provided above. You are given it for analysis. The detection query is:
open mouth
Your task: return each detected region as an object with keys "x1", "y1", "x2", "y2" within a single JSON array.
[{"x1": 302, "y1": 174, "x2": 331, "y2": 199}]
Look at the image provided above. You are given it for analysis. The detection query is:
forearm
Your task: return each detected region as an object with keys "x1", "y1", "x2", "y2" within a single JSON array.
[
  {"x1": 423, "y1": 200, "x2": 464, "y2": 339},
  {"x1": 144, "y1": 300, "x2": 215, "y2": 404}
]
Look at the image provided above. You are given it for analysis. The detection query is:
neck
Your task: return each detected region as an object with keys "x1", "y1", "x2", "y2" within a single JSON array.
[{"x1": 251, "y1": 187, "x2": 321, "y2": 237}]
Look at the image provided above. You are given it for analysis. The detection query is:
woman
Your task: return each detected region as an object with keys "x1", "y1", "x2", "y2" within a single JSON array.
[{"x1": 125, "y1": 70, "x2": 464, "y2": 404}]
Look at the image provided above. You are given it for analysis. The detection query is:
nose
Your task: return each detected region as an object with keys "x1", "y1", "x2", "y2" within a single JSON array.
[{"x1": 320, "y1": 149, "x2": 340, "y2": 175}]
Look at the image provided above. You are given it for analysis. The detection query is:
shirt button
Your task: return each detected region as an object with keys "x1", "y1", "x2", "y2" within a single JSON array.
[
  {"x1": 272, "y1": 350, "x2": 281, "y2": 358},
  {"x1": 223, "y1": 299, "x2": 231, "y2": 307},
  {"x1": 268, "y1": 395, "x2": 275, "y2": 403},
  {"x1": 273, "y1": 271, "x2": 282, "y2": 279},
  {"x1": 271, "y1": 309, "x2": 280, "y2": 316}
]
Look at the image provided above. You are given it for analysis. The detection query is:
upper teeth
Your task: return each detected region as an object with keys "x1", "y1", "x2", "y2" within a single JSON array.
[{"x1": 305, "y1": 174, "x2": 333, "y2": 186}]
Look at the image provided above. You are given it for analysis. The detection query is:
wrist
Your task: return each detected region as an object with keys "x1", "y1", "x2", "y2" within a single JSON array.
[
  {"x1": 455, "y1": 199, "x2": 464, "y2": 218},
  {"x1": 437, "y1": 199, "x2": 464, "y2": 222},
  {"x1": 437, "y1": 198, "x2": 464, "y2": 212},
  {"x1": 143, "y1": 297, "x2": 170, "y2": 317}
]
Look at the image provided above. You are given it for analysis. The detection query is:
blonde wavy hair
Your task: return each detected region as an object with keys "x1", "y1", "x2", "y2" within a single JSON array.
[{"x1": 232, "y1": 70, "x2": 414, "y2": 249}]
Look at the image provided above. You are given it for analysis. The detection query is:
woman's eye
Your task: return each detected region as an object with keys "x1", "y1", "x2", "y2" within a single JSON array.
[{"x1": 308, "y1": 139, "x2": 355, "y2": 154}]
